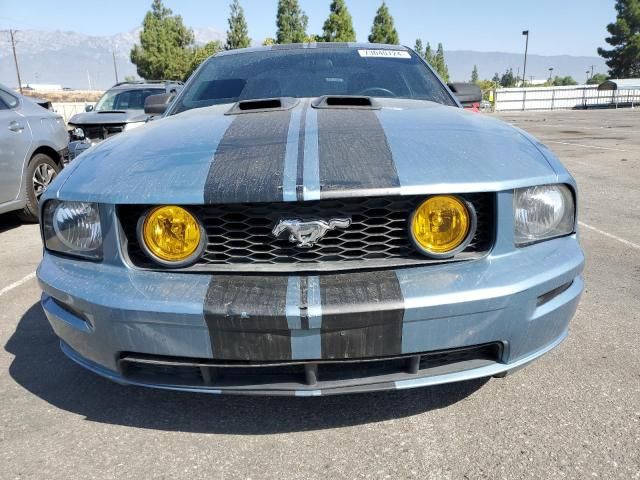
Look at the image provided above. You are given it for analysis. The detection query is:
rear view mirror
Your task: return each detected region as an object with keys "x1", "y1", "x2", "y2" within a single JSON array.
[
  {"x1": 144, "y1": 93, "x2": 174, "y2": 115},
  {"x1": 448, "y1": 83, "x2": 482, "y2": 108},
  {"x1": 85, "y1": 104, "x2": 94, "y2": 112}
]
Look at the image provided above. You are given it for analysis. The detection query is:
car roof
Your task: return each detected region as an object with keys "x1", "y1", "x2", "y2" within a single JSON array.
[
  {"x1": 215, "y1": 42, "x2": 410, "y2": 57},
  {"x1": 108, "y1": 81, "x2": 182, "y2": 91}
]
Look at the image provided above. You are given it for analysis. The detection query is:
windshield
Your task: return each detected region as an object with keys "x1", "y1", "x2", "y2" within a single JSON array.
[
  {"x1": 95, "y1": 88, "x2": 164, "y2": 112},
  {"x1": 170, "y1": 47, "x2": 455, "y2": 114}
]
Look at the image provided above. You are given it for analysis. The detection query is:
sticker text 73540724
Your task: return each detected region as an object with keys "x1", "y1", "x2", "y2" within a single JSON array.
[{"x1": 357, "y1": 50, "x2": 411, "y2": 59}]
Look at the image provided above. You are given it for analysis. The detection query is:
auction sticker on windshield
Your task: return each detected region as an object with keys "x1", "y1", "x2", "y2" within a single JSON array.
[{"x1": 357, "y1": 49, "x2": 411, "y2": 59}]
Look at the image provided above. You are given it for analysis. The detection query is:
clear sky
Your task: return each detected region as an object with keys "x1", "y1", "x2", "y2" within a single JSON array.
[{"x1": 0, "y1": 0, "x2": 616, "y2": 56}]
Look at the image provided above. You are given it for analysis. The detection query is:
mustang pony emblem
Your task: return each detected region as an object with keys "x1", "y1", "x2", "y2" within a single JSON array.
[{"x1": 272, "y1": 218, "x2": 352, "y2": 248}]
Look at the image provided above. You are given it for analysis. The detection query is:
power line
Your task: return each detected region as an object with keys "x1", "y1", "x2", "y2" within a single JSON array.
[
  {"x1": 112, "y1": 48, "x2": 119, "y2": 84},
  {"x1": 1, "y1": 29, "x2": 23, "y2": 94}
]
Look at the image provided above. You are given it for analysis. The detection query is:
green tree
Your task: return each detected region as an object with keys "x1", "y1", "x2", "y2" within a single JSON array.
[
  {"x1": 130, "y1": 0, "x2": 195, "y2": 80},
  {"x1": 276, "y1": 0, "x2": 308, "y2": 44},
  {"x1": 225, "y1": 0, "x2": 251, "y2": 50},
  {"x1": 500, "y1": 68, "x2": 516, "y2": 87},
  {"x1": 477, "y1": 79, "x2": 497, "y2": 101},
  {"x1": 597, "y1": 0, "x2": 640, "y2": 77},
  {"x1": 552, "y1": 75, "x2": 578, "y2": 86},
  {"x1": 565, "y1": 76, "x2": 578, "y2": 86},
  {"x1": 471, "y1": 65, "x2": 479, "y2": 83},
  {"x1": 491, "y1": 72, "x2": 501, "y2": 84},
  {"x1": 321, "y1": 0, "x2": 356, "y2": 42},
  {"x1": 185, "y1": 41, "x2": 223, "y2": 79},
  {"x1": 368, "y1": 2, "x2": 399, "y2": 44},
  {"x1": 262, "y1": 37, "x2": 276, "y2": 46},
  {"x1": 587, "y1": 72, "x2": 609, "y2": 85},
  {"x1": 433, "y1": 43, "x2": 449, "y2": 82},
  {"x1": 424, "y1": 42, "x2": 434, "y2": 64},
  {"x1": 414, "y1": 38, "x2": 425, "y2": 58}
]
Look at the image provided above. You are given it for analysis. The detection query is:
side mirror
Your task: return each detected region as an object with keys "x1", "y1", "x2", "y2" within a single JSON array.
[
  {"x1": 448, "y1": 83, "x2": 482, "y2": 108},
  {"x1": 85, "y1": 104, "x2": 94, "y2": 112},
  {"x1": 144, "y1": 93, "x2": 174, "y2": 115}
]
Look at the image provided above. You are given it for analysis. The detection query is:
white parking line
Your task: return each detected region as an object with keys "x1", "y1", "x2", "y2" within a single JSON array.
[
  {"x1": 511, "y1": 123, "x2": 614, "y2": 132},
  {"x1": 545, "y1": 140, "x2": 629, "y2": 152},
  {"x1": 579, "y1": 222, "x2": 640, "y2": 251},
  {"x1": 0, "y1": 272, "x2": 36, "y2": 298}
]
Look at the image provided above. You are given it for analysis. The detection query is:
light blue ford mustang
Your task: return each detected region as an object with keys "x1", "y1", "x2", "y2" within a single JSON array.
[{"x1": 37, "y1": 43, "x2": 584, "y2": 396}]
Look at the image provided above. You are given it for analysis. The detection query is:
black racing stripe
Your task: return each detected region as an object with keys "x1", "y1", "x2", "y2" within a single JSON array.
[
  {"x1": 317, "y1": 108, "x2": 400, "y2": 197},
  {"x1": 204, "y1": 110, "x2": 291, "y2": 204},
  {"x1": 318, "y1": 271, "x2": 404, "y2": 359},
  {"x1": 203, "y1": 276, "x2": 292, "y2": 360}
]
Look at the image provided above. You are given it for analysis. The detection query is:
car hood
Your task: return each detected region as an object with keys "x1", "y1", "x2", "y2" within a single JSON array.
[
  {"x1": 52, "y1": 98, "x2": 563, "y2": 205},
  {"x1": 68, "y1": 110, "x2": 148, "y2": 125}
]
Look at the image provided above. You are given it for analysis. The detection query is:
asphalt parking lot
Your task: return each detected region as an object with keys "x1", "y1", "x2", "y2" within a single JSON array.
[{"x1": 1, "y1": 108, "x2": 639, "y2": 480}]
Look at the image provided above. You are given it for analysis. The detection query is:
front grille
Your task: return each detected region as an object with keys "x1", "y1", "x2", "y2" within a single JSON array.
[
  {"x1": 118, "y1": 343, "x2": 504, "y2": 393},
  {"x1": 118, "y1": 194, "x2": 494, "y2": 272},
  {"x1": 79, "y1": 123, "x2": 125, "y2": 140}
]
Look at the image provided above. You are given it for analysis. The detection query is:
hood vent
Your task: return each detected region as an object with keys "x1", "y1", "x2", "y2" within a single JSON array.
[
  {"x1": 226, "y1": 97, "x2": 299, "y2": 115},
  {"x1": 312, "y1": 95, "x2": 381, "y2": 110},
  {"x1": 239, "y1": 98, "x2": 281, "y2": 110}
]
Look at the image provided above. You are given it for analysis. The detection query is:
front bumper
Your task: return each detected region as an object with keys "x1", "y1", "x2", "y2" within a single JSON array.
[{"x1": 37, "y1": 231, "x2": 584, "y2": 396}]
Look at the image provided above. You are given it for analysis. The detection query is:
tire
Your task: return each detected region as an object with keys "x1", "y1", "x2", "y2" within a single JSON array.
[{"x1": 17, "y1": 153, "x2": 61, "y2": 223}]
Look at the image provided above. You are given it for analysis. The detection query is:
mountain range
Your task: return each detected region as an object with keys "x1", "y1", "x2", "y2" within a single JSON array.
[{"x1": 0, "y1": 29, "x2": 607, "y2": 90}]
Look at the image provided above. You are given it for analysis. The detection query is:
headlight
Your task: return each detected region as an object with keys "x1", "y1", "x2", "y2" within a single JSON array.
[
  {"x1": 124, "y1": 122, "x2": 144, "y2": 131},
  {"x1": 70, "y1": 127, "x2": 85, "y2": 140},
  {"x1": 410, "y1": 195, "x2": 476, "y2": 258},
  {"x1": 139, "y1": 206, "x2": 204, "y2": 267},
  {"x1": 43, "y1": 201, "x2": 102, "y2": 259},
  {"x1": 514, "y1": 184, "x2": 575, "y2": 246}
]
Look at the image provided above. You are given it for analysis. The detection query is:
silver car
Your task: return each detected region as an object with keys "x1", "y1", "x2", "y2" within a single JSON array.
[{"x1": 0, "y1": 84, "x2": 68, "y2": 221}]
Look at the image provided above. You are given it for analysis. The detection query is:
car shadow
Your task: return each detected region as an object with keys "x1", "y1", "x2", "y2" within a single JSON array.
[
  {"x1": 6, "y1": 303, "x2": 489, "y2": 435},
  {"x1": 0, "y1": 212, "x2": 30, "y2": 234}
]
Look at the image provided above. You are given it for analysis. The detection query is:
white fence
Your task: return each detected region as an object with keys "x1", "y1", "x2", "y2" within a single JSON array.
[
  {"x1": 52, "y1": 102, "x2": 92, "y2": 123},
  {"x1": 52, "y1": 88, "x2": 640, "y2": 119},
  {"x1": 494, "y1": 85, "x2": 640, "y2": 111}
]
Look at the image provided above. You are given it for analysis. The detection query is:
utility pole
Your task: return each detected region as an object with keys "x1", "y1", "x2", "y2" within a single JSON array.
[
  {"x1": 112, "y1": 48, "x2": 119, "y2": 84},
  {"x1": 548, "y1": 67, "x2": 554, "y2": 82},
  {"x1": 4, "y1": 29, "x2": 23, "y2": 94},
  {"x1": 521, "y1": 30, "x2": 529, "y2": 88}
]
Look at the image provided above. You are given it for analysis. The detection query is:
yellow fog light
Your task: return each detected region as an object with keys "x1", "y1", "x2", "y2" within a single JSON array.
[
  {"x1": 410, "y1": 195, "x2": 475, "y2": 258},
  {"x1": 140, "y1": 206, "x2": 204, "y2": 266}
]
